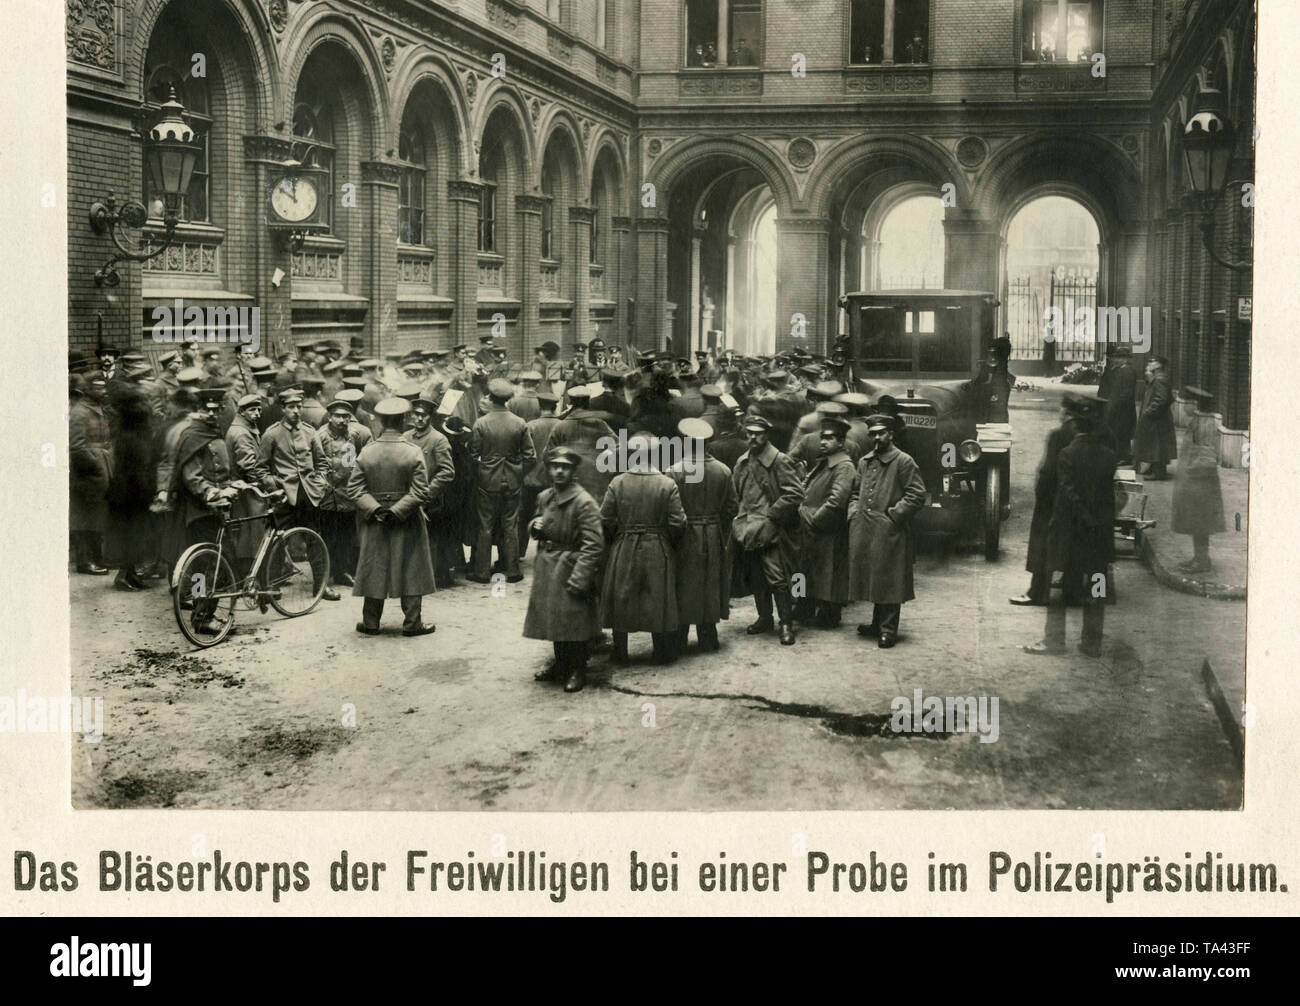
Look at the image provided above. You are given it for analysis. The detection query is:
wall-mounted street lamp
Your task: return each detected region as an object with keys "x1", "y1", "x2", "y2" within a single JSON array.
[
  {"x1": 1180, "y1": 86, "x2": 1252, "y2": 274},
  {"x1": 88, "y1": 87, "x2": 201, "y2": 287}
]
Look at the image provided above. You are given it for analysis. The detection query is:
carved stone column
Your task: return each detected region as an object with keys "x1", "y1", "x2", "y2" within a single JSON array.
[
  {"x1": 447, "y1": 179, "x2": 483, "y2": 350},
  {"x1": 775, "y1": 217, "x2": 830, "y2": 354},
  {"x1": 360, "y1": 159, "x2": 401, "y2": 355},
  {"x1": 611, "y1": 215, "x2": 632, "y2": 342},
  {"x1": 242, "y1": 135, "x2": 296, "y2": 353},
  {"x1": 515, "y1": 193, "x2": 547, "y2": 359},
  {"x1": 635, "y1": 216, "x2": 671, "y2": 356},
  {"x1": 568, "y1": 204, "x2": 597, "y2": 347}
]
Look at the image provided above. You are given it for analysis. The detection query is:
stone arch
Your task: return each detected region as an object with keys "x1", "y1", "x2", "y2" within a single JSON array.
[
  {"x1": 860, "y1": 181, "x2": 947, "y2": 291},
  {"x1": 588, "y1": 129, "x2": 629, "y2": 215},
  {"x1": 646, "y1": 135, "x2": 798, "y2": 218},
  {"x1": 281, "y1": 9, "x2": 389, "y2": 151},
  {"x1": 129, "y1": 0, "x2": 279, "y2": 125},
  {"x1": 977, "y1": 131, "x2": 1141, "y2": 226},
  {"x1": 473, "y1": 82, "x2": 538, "y2": 181},
  {"x1": 538, "y1": 109, "x2": 589, "y2": 197},
  {"x1": 806, "y1": 133, "x2": 969, "y2": 219},
  {"x1": 389, "y1": 51, "x2": 471, "y2": 176}
]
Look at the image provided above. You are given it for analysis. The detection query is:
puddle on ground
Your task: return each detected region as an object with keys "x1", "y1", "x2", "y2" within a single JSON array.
[
  {"x1": 101, "y1": 769, "x2": 208, "y2": 808},
  {"x1": 409, "y1": 658, "x2": 472, "y2": 684}
]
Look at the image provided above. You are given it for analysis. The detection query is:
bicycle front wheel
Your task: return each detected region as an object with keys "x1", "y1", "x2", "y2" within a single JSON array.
[
  {"x1": 173, "y1": 546, "x2": 238, "y2": 648},
  {"x1": 264, "y1": 526, "x2": 330, "y2": 617}
]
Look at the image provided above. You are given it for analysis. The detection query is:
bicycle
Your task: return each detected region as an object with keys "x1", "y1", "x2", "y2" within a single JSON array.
[{"x1": 171, "y1": 481, "x2": 331, "y2": 648}]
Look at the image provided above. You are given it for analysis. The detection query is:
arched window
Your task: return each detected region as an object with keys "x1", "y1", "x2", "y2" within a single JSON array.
[
  {"x1": 540, "y1": 162, "x2": 556, "y2": 260},
  {"x1": 684, "y1": 1, "x2": 762, "y2": 67},
  {"x1": 478, "y1": 147, "x2": 500, "y2": 254},
  {"x1": 142, "y1": 36, "x2": 212, "y2": 223},
  {"x1": 397, "y1": 119, "x2": 428, "y2": 246},
  {"x1": 292, "y1": 74, "x2": 337, "y2": 231}
]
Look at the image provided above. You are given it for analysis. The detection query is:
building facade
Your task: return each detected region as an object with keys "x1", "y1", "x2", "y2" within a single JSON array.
[{"x1": 67, "y1": 0, "x2": 1253, "y2": 429}]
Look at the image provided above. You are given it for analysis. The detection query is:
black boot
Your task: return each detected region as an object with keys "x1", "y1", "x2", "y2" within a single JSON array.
[
  {"x1": 698, "y1": 623, "x2": 719, "y2": 652},
  {"x1": 746, "y1": 590, "x2": 774, "y2": 635},
  {"x1": 611, "y1": 631, "x2": 629, "y2": 664},
  {"x1": 774, "y1": 592, "x2": 796, "y2": 646}
]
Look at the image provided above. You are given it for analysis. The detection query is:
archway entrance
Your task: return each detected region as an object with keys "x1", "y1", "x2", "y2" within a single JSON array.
[
  {"x1": 874, "y1": 194, "x2": 945, "y2": 290},
  {"x1": 1003, "y1": 194, "x2": 1101, "y2": 373}
]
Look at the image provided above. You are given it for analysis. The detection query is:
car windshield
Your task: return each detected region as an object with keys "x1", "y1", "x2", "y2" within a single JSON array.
[{"x1": 858, "y1": 302, "x2": 974, "y2": 373}]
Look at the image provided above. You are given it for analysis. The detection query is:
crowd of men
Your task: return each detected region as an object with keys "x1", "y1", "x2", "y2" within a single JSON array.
[{"x1": 70, "y1": 329, "x2": 1133, "y2": 693}]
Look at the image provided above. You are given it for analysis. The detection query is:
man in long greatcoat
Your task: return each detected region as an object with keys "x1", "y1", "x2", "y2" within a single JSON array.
[
  {"x1": 345, "y1": 398, "x2": 437, "y2": 636},
  {"x1": 798, "y1": 415, "x2": 856, "y2": 628},
  {"x1": 600, "y1": 435, "x2": 688, "y2": 665},
  {"x1": 850, "y1": 414, "x2": 927, "y2": 649},
  {"x1": 1098, "y1": 346, "x2": 1138, "y2": 464},
  {"x1": 547, "y1": 386, "x2": 617, "y2": 510},
  {"x1": 469, "y1": 378, "x2": 536, "y2": 583},
  {"x1": 524, "y1": 446, "x2": 605, "y2": 693},
  {"x1": 1024, "y1": 396, "x2": 1116, "y2": 658},
  {"x1": 519, "y1": 392, "x2": 562, "y2": 558},
  {"x1": 1133, "y1": 355, "x2": 1177, "y2": 479},
  {"x1": 70, "y1": 375, "x2": 113, "y2": 574},
  {"x1": 731, "y1": 413, "x2": 805, "y2": 646},
  {"x1": 1010, "y1": 407, "x2": 1077, "y2": 607},
  {"x1": 667, "y1": 418, "x2": 738, "y2": 653}
]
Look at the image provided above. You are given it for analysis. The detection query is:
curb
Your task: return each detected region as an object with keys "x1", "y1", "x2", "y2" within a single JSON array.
[
  {"x1": 1200, "y1": 657, "x2": 1244, "y2": 767},
  {"x1": 1138, "y1": 533, "x2": 1247, "y2": 601}
]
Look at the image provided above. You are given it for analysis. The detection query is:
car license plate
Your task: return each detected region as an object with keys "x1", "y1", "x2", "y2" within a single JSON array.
[{"x1": 901, "y1": 414, "x2": 937, "y2": 428}]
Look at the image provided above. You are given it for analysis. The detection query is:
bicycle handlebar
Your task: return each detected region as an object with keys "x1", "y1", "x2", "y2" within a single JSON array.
[{"x1": 210, "y1": 481, "x2": 286, "y2": 509}]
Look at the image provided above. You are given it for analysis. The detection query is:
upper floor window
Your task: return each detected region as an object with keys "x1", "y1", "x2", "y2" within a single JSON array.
[
  {"x1": 478, "y1": 148, "x2": 499, "y2": 254},
  {"x1": 292, "y1": 81, "x2": 337, "y2": 231},
  {"x1": 397, "y1": 119, "x2": 428, "y2": 247},
  {"x1": 540, "y1": 164, "x2": 556, "y2": 260},
  {"x1": 1021, "y1": 0, "x2": 1102, "y2": 63},
  {"x1": 849, "y1": 0, "x2": 929, "y2": 66},
  {"x1": 142, "y1": 39, "x2": 211, "y2": 224},
  {"x1": 685, "y1": 1, "x2": 762, "y2": 67}
]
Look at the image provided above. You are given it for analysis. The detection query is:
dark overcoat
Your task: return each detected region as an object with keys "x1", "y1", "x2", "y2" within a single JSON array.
[
  {"x1": 224, "y1": 414, "x2": 278, "y2": 559},
  {"x1": 69, "y1": 398, "x2": 113, "y2": 532},
  {"x1": 547, "y1": 411, "x2": 617, "y2": 506},
  {"x1": 599, "y1": 471, "x2": 687, "y2": 632},
  {"x1": 345, "y1": 431, "x2": 436, "y2": 598},
  {"x1": 1099, "y1": 359, "x2": 1138, "y2": 454},
  {"x1": 1026, "y1": 424, "x2": 1075, "y2": 575},
  {"x1": 1133, "y1": 375, "x2": 1177, "y2": 464},
  {"x1": 523, "y1": 483, "x2": 604, "y2": 641},
  {"x1": 668, "y1": 456, "x2": 738, "y2": 625},
  {"x1": 729, "y1": 441, "x2": 804, "y2": 596},
  {"x1": 1046, "y1": 432, "x2": 1117, "y2": 576},
  {"x1": 1171, "y1": 427, "x2": 1225, "y2": 537},
  {"x1": 848, "y1": 446, "x2": 927, "y2": 604},
  {"x1": 799, "y1": 450, "x2": 856, "y2": 604}
]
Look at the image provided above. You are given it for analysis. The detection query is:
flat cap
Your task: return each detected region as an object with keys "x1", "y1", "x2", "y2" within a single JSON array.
[
  {"x1": 158, "y1": 350, "x2": 180, "y2": 366},
  {"x1": 488, "y1": 378, "x2": 515, "y2": 399},
  {"x1": 700, "y1": 384, "x2": 723, "y2": 398},
  {"x1": 835, "y1": 392, "x2": 872, "y2": 410},
  {"x1": 326, "y1": 397, "x2": 355, "y2": 414},
  {"x1": 815, "y1": 401, "x2": 849, "y2": 417},
  {"x1": 394, "y1": 381, "x2": 424, "y2": 400},
  {"x1": 820, "y1": 416, "x2": 852, "y2": 437},
  {"x1": 342, "y1": 376, "x2": 368, "y2": 390},
  {"x1": 866, "y1": 413, "x2": 894, "y2": 431},
  {"x1": 196, "y1": 387, "x2": 226, "y2": 407},
  {"x1": 545, "y1": 445, "x2": 583, "y2": 468},
  {"x1": 678, "y1": 417, "x2": 714, "y2": 441},
  {"x1": 334, "y1": 389, "x2": 365, "y2": 406},
  {"x1": 742, "y1": 414, "x2": 772, "y2": 433},
  {"x1": 236, "y1": 394, "x2": 262, "y2": 410},
  {"x1": 809, "y1": 380, "x2": 844, "y2": 399},
  {"x1": 358, "y1": 358, "x2": 381, "y2": 369},
  {"x1": 566, "y1": 385, "x2": 592, "y2": 401},
  {"x1": 374, "y1": 397, "x2": 410, "y2": 417},
  {"x1": 537, "y1": 391, "x2": 559, "y2": 406},
  {"x1": 177, "y1": 367, "x2": 205, "y2": 384},
  {"x1": 278, "y1": 387, "x2": 304, "y2": 403}
]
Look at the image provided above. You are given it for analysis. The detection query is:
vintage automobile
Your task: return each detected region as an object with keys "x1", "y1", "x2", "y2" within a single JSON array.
[{"x1": 839, "y1": 289, "x2": 1012, "y2": 560}]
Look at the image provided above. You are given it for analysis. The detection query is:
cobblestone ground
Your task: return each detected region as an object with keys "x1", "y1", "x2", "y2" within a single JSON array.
[{"x1": 70, "y1": 385, "x2": 1244, "y2": 811}]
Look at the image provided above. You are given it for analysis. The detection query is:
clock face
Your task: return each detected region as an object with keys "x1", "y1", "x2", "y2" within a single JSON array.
[{"x1": 270, "y1": 175, "x2": 319, "y2": 223}]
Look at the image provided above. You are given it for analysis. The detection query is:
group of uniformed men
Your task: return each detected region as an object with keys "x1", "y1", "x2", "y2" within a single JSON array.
[{"x1": 72, "y1": 329, "x2": 1127, "y2": 695}]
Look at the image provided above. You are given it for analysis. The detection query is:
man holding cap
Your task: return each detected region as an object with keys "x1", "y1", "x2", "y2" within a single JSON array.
[
  {"x1": 524, "y1": 446, "x2": 606, "y2": 692},
  {"x1": 798, "y1": 414, "x2": 856, "y2": 628},
  {"x1": 345, "y1": 398, "x2": 438, "y2": 636},
  {"x1": 468, "y1": 378, "x2": 537, "y2": 584},
  {"x1": 668, "y1": 418, "x2": 738, "y2": 653},
  {"x1": 731, "y1": 413, "x2": 805, "y2": 646},
  {"x1": 315, "y1": 393, "x2": 374, "y2": 588},
  {"x1": 849, "y1": 413, "x2": 926, "y2": 648}
]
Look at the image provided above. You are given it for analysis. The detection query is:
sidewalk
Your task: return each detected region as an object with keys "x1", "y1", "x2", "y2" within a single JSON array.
[{"x1": 1137, "y1": 463, "x2": 1249, "y2": 601}]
